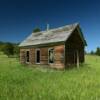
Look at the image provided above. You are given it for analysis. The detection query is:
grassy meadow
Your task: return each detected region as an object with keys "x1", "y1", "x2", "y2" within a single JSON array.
[{"x1": 0, "y1": 52, "x2": 100, "y2": 100}]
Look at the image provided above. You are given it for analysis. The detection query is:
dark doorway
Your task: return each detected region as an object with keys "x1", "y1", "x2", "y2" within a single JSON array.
[
  {"x1": 26, "y1": 51, "x2": 29, "y2": 62},
  {"x1": 66, "y1": 49, "x2": 77, "y2": 65},
  {"x1": 36, "y1": 49, "x2": 40, "y2": 63}
]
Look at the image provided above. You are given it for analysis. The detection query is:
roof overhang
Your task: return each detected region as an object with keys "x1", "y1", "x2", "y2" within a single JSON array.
[{"x1": 19, "y1": 41, "x2": 65, "y2": 48}]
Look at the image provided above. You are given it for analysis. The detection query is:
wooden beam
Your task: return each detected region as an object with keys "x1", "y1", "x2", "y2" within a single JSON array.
[{"x1": 77, "y1": 50, "x2": 79, "y2": 68}]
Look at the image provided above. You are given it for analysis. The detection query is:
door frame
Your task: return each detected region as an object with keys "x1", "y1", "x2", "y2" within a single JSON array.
[
  {"x1": 26, "y1": 50, "x2": 30, "y2": 64},
  {"x1": 35, "y1": 49, "x2": 41, "y2": 64}
]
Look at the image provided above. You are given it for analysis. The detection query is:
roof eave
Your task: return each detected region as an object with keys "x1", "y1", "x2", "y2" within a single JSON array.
[{"x1": 19, "y1": 41, "x2": 65, "y2": 48}]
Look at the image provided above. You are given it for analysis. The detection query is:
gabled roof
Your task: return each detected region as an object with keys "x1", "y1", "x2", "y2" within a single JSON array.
[{"x1": 19, "y1": 23, "x2": 87, "y2": 47}]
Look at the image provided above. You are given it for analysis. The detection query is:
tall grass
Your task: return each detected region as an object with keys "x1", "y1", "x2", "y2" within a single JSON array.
[{"x1": 0, "y1": 53, "x2": 100, "y2": 100}]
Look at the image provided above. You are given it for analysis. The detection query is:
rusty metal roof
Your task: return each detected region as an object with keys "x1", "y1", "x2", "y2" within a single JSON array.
[{"x1": 19, "y1": 23, "x2": 82, "y2": 47}]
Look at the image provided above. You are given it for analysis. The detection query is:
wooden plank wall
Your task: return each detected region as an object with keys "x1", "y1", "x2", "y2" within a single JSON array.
[
  {"x1": 65, "y1": 28, "x2": 85, "y2": 67},
  {"x1": 20, "y1": 45, "x2": 65, "y2": 69}
]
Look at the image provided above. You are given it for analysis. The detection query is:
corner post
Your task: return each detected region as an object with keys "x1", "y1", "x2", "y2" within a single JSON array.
[{"x1": 77, "y1": 50, "x2": 79, "y2": 68}]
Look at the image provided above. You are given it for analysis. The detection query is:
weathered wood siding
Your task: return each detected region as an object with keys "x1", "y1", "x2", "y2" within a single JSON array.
[
  {"x1": 20, "y1": 48, "x2": 30, "y2": 64},
  {"x1": 65, "y1": 28, "x2": 85, "y2": 67},
  {"x1": 52, "y1": 45, "x2": 64, "y2": 69},
  {"x1": 40, "y1": 48, "x2": 48, "y2": 64},
  {"x1": 20, "y1": 49, "x2": 26, "y2": 64},
  {"x1": 20, "y1": 45, "x2": 65, "y2": 69},
  {"x1": 30, "y1": 48, "x2": 35, "y2": 64}
]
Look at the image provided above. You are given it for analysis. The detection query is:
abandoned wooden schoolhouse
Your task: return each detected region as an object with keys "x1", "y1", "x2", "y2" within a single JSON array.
[{"x1": 19, "y1": 23, "x2": 87, "y2": 69}]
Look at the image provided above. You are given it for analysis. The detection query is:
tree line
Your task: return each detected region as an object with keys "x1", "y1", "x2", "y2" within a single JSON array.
[
  {"x1": 90, "y1": 47, "x2": 100, "y2": 56},
  {"x1": 0, "y1": 41, "x2": 19, "y2": 57}
]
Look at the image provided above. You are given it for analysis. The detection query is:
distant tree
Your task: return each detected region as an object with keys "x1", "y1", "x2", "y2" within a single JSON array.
[
  {"x1": 90, "y1": 50, "x2": 94, "y2": 55},
  {"x1": 14, "y1": 44, "x2": 20, "y2": 57},
  {"x1": 0, "y1": 41, "x2": 4, "y2": 51},
  {"x1": 0, "y1": 41, "x2": 4, "y2": 45},
  {"x1": 95, "y1": 47, "x2": 100, "y2": 56},
  {"x1": 32, "y1": 27, "x2": 41, "y2": 33},
  {"x1": 2, "y1": 43, "x2": 14, "y2": 57},
  {"x1": 0, "y1": 45, "x2": 5, "y2": 51}
]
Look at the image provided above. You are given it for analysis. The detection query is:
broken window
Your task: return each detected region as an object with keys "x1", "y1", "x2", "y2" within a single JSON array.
[{"x1": 48, "y1": 48, "x2": 54, "y2": 63}]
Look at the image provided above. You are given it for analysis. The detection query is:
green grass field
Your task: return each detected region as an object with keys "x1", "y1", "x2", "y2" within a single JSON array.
[{"x1": 0, "y1": 52, "x2": 100, "y2": 100}]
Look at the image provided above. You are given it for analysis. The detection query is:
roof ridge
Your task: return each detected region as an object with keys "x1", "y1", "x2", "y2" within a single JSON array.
[
  {"x1": 51, "y1": 22, "x2": 79, "y2": 31},
  {"x1": 32, "y1": 22, "x2": 79, "y2": 34}
]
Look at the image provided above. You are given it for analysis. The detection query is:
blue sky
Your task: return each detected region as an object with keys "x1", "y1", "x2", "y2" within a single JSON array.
[{"x1": 0, "y1": 0, "x2": 100, "y2": 52}]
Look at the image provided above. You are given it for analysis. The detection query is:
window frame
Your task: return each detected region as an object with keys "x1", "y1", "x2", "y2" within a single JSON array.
[
  {"x1": 26, "y1": 50, "x2": 30, "y2": 63},
  {"x1": 35, "y1": 49, "x2": 41, "y2": 64},
  {"x1": 48, "y1": 48, "x2": 54, "y2": 64}
]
